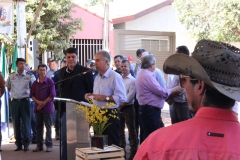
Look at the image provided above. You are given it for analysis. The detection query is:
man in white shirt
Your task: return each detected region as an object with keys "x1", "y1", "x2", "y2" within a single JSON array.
[{"x1": 119, "y1": 60, "x2": 138, "y2": 160}]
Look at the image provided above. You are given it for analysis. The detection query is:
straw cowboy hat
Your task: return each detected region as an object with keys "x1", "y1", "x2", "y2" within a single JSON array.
[{"x1": 163, "y1": 39, "x2": 240, "y2": 101}]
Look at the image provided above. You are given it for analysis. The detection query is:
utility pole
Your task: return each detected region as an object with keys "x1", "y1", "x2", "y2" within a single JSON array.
[
  {"x1": 15, "y1": 0, "x2": 26, "y2": 58},
  {"x1": 102, "y1": 0, "x2": 109, "y2": 51}
]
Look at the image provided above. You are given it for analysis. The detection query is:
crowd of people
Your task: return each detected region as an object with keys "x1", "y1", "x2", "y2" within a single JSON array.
[{"x1": 0, "y1": 39, "x2": 239, "y2": 160}]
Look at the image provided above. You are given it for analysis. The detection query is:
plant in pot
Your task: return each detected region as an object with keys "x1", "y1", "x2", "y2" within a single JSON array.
[{"x1": 77, "y1": 99, "x2": 118, "y2": 150}]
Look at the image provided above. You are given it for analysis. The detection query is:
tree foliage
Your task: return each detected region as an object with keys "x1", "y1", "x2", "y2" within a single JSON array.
[
  {"x1": 173, "y1": 0, "x2": 240, "y2": 42},
  {"x1": 0, "y1": 0, "x2": 83, "y2": 57}
]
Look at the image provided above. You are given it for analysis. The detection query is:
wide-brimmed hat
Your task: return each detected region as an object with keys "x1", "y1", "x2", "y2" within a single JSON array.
[{"x1": 163, "y1": 39, "x2": 240, "y2": 101}]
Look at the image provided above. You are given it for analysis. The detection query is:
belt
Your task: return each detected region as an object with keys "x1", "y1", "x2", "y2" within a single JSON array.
[
  {"x1": 140, "y1": 104, "x2": 160, "y2": 111},
  {"x1": 13, "y1": 98, "x2": 29, "y2": 101}
]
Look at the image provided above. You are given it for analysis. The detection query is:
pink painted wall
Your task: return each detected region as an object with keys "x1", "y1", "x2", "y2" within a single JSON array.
[
  {"x1": 71, "y1": 4, "x2": 114, "y2": 55},
  {"x1": 71, "y1": 5, "x2": 103, "y2": 39}
]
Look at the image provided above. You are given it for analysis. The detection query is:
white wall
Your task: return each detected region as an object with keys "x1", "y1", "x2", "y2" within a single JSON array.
[{"x1": 124, "y1": 5, "x2": 197, "y2": 53}]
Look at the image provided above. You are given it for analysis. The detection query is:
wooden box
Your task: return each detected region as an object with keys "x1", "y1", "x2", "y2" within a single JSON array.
[{"x1": 76, "y1": 145, "x2": 125, "y2": 160}]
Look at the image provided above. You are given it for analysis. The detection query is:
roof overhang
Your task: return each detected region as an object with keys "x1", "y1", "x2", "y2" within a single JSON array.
[{"x1": 112, "y1": 0, "x2": 173, "y2": 24}]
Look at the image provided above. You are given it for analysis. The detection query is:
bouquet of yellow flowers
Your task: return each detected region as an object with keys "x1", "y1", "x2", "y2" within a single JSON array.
[{"x1": 76, "y1": 99, "x2": 118, "y2": 136}]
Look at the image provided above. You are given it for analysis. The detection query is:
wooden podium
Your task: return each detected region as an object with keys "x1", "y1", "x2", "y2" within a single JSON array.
[{"x1": 54, "y1": 97, "x2": 90, "y2": 160}]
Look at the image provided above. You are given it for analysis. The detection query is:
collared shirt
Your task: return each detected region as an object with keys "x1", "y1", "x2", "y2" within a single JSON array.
[
  {"x1": 46, "y1": 69, "x2": 56, "y2": 79},
  {"x1": 131, "y1": 63, "x2": 166, "y2": 88},
  {"x1": 30, "y1": 76, "x2": 56, "y2": 114},
  {"x1": 5, "y1": 70, "x2": 36, "y2": 99},
  {"x1": 134, "y1": 107, "x2": 240, "y2": 160},
  {"x1": 115, "y1": 69, "x2": 135, "y2": 78},
  {"x1": 136, "y1": 69, "x2": 171, "y2": 109},
  {"x1": 123, "y1": 74, "x2": 136, "y2": 105},
  {"x1": 93, "y1": 67, "x2": 126, "y2": 109},
  {"x1": 167, "y1": 74, "x2": 186, "y2": 103}
]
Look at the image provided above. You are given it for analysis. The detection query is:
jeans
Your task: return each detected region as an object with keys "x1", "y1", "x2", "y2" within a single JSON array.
[
  {"x1": 54, "y1": 101, "x2": 60, "y2": 131},
  {"x1": 35, "y1": 112, "x2": 53, "y2": 148},
  {"x1": 139, "y1": 105, "x2": 164, "y2": 143},
  {"x1": 119, "y1": 105, "x2": 138, "y2": 160},
  {"x1": 170, "y1": 102, "x2": 192, "y2": 124}
]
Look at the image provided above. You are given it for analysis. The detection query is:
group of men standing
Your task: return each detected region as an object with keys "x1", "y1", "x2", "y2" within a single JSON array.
[
  {"x1": 3, "y1": 46, "x2": 192, "y2": 160},
  {"x1": 3, "y1": 39, "x2": 240, "y2": 160}
]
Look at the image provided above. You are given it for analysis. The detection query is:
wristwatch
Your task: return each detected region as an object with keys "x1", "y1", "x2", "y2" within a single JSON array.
[{"x1": 106, "y1": 96, "x2": 110, "y2": 102}]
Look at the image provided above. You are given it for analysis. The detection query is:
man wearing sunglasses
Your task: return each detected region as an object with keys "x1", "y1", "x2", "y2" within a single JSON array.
[{"x1": 134, "y1": 39, "x2": 240, "y2": 159}]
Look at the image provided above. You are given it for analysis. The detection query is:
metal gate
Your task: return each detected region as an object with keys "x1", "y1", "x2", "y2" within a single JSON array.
[
  {"x1": 71, "y1": 39, "x2": 103, "y2": 66},
  {"x1": 114, "y1": 30, "x2": 175, "y2": 79}
]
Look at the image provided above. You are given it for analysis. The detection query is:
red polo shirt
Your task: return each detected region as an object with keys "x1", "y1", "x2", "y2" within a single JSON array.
[{"x1": 134, "y1": 107, "x2": 240, "y2": 160}]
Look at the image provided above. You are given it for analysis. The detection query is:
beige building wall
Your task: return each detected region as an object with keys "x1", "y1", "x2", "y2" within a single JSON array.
[{"x1": 123, "y1": 5, "x2": 197, "y2": 53}]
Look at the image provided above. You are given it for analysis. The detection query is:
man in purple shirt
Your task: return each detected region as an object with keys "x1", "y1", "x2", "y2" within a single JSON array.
[
  {"x1": 30, "y1": 64, "x2": 56, "y2": 152},
  {"x1": 136, "y1": 54, "x2": 182, "y2": 142}
]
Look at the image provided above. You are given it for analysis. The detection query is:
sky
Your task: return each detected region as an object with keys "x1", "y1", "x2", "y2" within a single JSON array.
[{"x1": 72, "y1": 0, "x2": 165, "y2": 20}]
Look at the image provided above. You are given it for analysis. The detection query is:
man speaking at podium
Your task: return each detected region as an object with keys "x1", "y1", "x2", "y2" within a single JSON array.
[
  {"x1": 58, "y1": 48, "x2": 94, "y2": 160},
  {"x1": 85, "y1": 50, "x2": 126, "y2": 147}
]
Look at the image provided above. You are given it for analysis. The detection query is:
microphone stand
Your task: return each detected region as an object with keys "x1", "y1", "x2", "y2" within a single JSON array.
[
  {"x1": 38, "y1": 69, "x2": 91, "y2": 160},
  {"x1": 38, "y1": 71, "x2": 90, "y2": 92}
]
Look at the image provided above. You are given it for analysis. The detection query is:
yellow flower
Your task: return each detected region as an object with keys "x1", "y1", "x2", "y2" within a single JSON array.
[{"x1": 76, "y1": 100, "x2": 118, "y2": 136}]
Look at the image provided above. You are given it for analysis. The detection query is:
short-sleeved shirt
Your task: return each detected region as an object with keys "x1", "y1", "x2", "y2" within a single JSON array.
[
  {"x1": 30, "y1": 77, "x2": 56, "y2": 114},
  {"x1": 5, "y1": 70, "x2": 36, "y2": 99}
]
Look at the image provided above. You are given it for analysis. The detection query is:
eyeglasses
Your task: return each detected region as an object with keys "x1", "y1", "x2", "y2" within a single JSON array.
[{"x1": 179, "y1": 74, "x2": 198, "y2": 88}]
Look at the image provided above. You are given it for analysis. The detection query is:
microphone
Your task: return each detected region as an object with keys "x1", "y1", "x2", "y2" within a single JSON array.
[{"x1": 38, "y1": 68, "x2": 93, "y2": 92}]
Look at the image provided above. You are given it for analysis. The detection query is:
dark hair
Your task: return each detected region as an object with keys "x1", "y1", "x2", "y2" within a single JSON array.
[
  {"x1": 121, "y1": 59, "x2": 131, "y2": 68},
  {"x1": 136, "y1": 48, "x2": 146, "y2": 57},
  {"x1": 202, "y1": 85, "x2": 235, "y2": 109},
  {"x1": 64, "y1": 47, "x2": 78, "y2": 55},
  {"x1": 50, "y1": 60, "x2": 58, "y2": 64},
  {"x1": 114, "y1": 55, "x2": 124, "y2": 60},
  {"x1": 176, "y1": 46, "x2": 189, "y2": 55},
  {"x1": 38, "y1": 64, "x2": 48, "y2": 70},
  {"x1": 16, "y1": 58, "x2": 26, "y2": 65}
]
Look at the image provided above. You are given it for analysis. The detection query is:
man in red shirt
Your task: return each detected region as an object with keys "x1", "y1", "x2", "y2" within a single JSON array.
[{"x1": 134, "y1": 39, "x2": 240, "y2": 159}]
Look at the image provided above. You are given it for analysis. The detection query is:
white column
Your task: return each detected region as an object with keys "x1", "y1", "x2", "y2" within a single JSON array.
[{"x1": 16, "y1": 1, "x2": 26, "y2": 58}]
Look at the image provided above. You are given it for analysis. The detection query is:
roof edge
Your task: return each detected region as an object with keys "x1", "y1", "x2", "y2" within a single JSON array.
[
  {"x1": 71, "y1": 2, "x2": 113, "y2": 22},
  {"x1": 112, "y1": 0, "x2": 173, "y2": 24}
]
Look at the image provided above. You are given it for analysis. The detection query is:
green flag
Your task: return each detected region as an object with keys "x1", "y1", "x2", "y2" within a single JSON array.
[
  {"x1": 11, "y1": 43, "x2": 18, "y2": 72},
  {"x1": 1, "y1": 43, "x2": 7, "y2": 77}
]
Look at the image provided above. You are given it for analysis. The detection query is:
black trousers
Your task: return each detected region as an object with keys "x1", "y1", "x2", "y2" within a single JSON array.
[{"x1": 102, "y1": 110, "x2": 120, "y2": 146}]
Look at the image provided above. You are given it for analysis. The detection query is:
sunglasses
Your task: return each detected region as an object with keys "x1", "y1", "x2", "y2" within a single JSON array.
[{"x1": 179, "y1": 74, "x2": 198, "y2": 88}]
